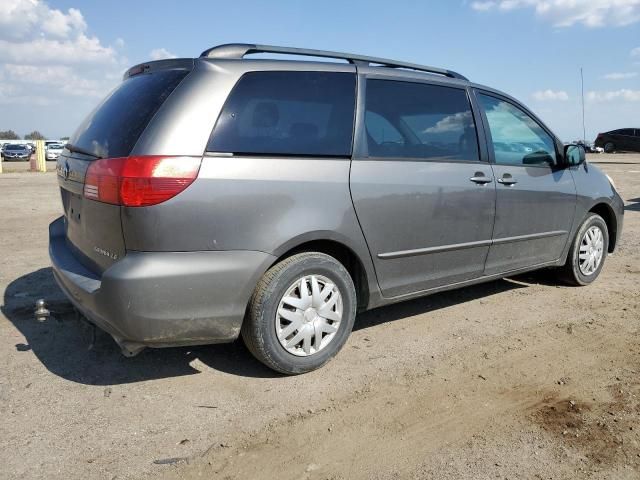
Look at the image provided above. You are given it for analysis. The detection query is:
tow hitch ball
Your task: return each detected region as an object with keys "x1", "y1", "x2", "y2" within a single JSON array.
[{"x1": 34, "y1": 299, "x2": 50, "y2": 322}]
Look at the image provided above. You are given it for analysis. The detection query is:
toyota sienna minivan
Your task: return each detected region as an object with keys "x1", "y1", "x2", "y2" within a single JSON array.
[{"x1": 50, "y1": 44, "x2": 624, "y2": 374}]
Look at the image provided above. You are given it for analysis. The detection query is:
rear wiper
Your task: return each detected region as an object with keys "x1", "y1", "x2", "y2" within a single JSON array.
[{"x1": 64, "y1": 143, "x2": 103, "y2": 159}]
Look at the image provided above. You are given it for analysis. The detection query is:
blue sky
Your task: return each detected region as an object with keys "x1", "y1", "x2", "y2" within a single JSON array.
[{"x1": 1, "y1": 0, "x2": 639, "y2": 141}]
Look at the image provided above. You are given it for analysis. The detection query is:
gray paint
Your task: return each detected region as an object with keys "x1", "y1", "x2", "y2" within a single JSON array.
[
  {"x1": 484, "y1": 163, "x2": 576, "y2": 274},
  {"x1": 350, "y1": 160, "x2": 496, "y2": 297},
  {"x1": 51, "y1": 216, "x2": 275, "y2": 349},
  {"x1": 50, "y1": 50, "x2": 625, "y2": 352}
]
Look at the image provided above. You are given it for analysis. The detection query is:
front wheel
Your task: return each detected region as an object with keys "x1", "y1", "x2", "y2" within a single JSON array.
[
  {"x1": 604, "y1": 142, "x2": 615, "y2": 153},
  {"x1": 242, "y1": 252, "x2": 357, "y2": 374},
  {"x1": 560, "y1": 213, "x2": 609, "y2": 286}
]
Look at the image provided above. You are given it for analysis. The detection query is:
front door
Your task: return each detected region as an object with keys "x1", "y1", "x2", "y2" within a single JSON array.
[
  {"x1": 476, "y1": 91, "x2": 576, "y2": 275},
  {"x1": 350, "y1": 78, "x2": 496, "y2": 298}
]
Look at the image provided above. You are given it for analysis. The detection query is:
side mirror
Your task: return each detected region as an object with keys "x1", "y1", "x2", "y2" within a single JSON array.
[{"x1": 564, "y1": 144, "x2": 586, "y2": 166}]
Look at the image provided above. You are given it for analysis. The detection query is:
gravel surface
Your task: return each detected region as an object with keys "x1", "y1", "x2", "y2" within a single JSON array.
[
  {"x1": 0, "y1": 154, "x2": 638, "y2": 480},
  {"x1": 0, "y1": 158, "x2": 57, "y2": 173}
]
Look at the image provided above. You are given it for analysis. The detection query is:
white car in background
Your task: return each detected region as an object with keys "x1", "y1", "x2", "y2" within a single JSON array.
[{"x1": 45, "y1": 143, "x2": 64, "y2": 160}]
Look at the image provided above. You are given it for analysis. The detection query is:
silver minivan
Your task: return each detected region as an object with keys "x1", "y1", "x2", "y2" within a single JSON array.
[{"x1": 50, "y1": 44, "x2": 624, "y2": 374}]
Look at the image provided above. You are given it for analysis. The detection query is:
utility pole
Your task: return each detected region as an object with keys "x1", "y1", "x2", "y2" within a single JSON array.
[{"x1": 580, "y1": 67, "x2": 586, "y2": 144}]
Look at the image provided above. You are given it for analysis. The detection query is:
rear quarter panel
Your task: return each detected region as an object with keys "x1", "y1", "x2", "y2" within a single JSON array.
[
  {"x1": 124, "y1": 59, "x2": 381, "y2": 305},
  {"x1": 121, "y1": 156, "x2": 380, "y2": 302}
]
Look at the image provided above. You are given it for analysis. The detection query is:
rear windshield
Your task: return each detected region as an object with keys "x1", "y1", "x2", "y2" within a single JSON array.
[
  {"x1": 69, "y1": 69, "x2": 189, "y2": 159},
  {"x1": 208, "y1": 71, "x2": 356, "y2": 157}
]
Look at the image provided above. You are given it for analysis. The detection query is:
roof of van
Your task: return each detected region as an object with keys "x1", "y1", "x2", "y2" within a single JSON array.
[
  {"x1": 199, "y1": 43, "x2": 468, "y2": 81},
  {"x1": 124, "y1": 43, "x2": 469, "y2": 83}
]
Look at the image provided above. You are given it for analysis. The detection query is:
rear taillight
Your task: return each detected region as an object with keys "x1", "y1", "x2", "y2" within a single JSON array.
[{"x1": 83, "y1": 156, "x2": 201, "y2": 207}]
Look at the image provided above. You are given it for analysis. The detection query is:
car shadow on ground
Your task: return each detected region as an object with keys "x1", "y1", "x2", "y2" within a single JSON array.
[
  {"x1": 625, "y1": 197, "x2": 640, "y2": 212},
  {"x1": 4, "y1": 267, "x2": 537, "y2": 385}
]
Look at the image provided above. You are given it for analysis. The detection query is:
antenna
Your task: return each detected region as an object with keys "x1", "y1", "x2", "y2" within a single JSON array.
[{"x1": 580, "y1": 67, "x2": 586, "y2": 144}]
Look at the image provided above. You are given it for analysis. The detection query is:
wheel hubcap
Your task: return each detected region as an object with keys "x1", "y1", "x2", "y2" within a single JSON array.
[
  {"x1": 578, "y1": 226, "x2": 604, "y2": 276},
  {"x1": 275, "y1": 274, "x2": 343, "y2": 357}
]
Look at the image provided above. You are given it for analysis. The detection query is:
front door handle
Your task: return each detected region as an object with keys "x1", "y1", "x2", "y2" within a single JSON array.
[
  {"x1": 497, "y1": 174, "x2": 517, "y2": 186},
  {"x1": 470, "y1": 172, "x2": 493, "y2": 184}
]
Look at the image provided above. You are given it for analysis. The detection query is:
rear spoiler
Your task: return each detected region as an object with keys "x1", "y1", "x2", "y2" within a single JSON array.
[{"x1": 123, "y1": 58, "x2": 194, "y2": 80}]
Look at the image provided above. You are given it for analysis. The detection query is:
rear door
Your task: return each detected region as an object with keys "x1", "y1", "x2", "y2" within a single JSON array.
[
  {"x1": 475, "y1": 91, "x2": 576, "y2": 274},
  {"x1": 625, "y1": 129, "x2": 640, "y2": 151},
  {"x1": 58, "y1": 67, "x2": 189, "y2": 273},
  {"x1": 634, "y1": 129, "x2": 640, "y2": 152},
  {"x1": 617, "y1": 129, "x2": 635, "y2": 150},
  {"x1": 350, "y1": 77, "x2": 496, "y2": 298}
]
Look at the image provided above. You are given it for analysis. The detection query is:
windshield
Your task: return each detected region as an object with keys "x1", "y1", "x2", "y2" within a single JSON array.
[
  {"x1": 49, "y1": 144, "x2": 64, "y2": 149},
  {"x1": 6, "y1": 144, "x2": 24, "y2": 151},
  {"x1": 68, "y1": 69, "x2": 189, "y2": 159}
]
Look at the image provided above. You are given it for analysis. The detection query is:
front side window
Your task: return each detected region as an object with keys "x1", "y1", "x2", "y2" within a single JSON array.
[
  {"x1": 478, "y1": 93, "x2": 557, "y2": 167},
  {"x1": 364, "y1": 79, "x2": 480, "y2": 162},
  {"x1": 208, "y1": 71, "x2": 356, "y2": 157}
]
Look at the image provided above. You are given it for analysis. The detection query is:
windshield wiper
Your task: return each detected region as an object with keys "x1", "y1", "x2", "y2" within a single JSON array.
[{"x1": 64, "y1": 143, "x2": 103, "y2": 159}]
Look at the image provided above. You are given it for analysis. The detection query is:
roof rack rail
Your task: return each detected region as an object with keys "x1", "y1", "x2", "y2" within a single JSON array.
[{"x1": 199, "y1": 43, "x2": 468, "y2": 81}]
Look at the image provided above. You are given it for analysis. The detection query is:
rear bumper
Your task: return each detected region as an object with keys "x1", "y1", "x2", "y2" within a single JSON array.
[{"x1": 49, "y1": 216, "x2": 275, "y2": 352}]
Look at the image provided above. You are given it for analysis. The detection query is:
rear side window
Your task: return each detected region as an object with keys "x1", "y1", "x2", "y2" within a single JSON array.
[
  {"x1": 69, "y1": 69, "x2": 189, "y2": 159},
  {"x1": 208, "y1": 71, "x2": 356, "y2": 157},
  {"x1": 364, "y1": 79, "x2": 480, "y2": 161}
]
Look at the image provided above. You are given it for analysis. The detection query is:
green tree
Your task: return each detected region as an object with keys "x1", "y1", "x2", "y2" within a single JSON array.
[
  {"x1": 0, "y1": 130, "x2": 20, "y2": 140},
  {"x1": 60, "y1": 136, "x2": 70, "y2": 141},
  {"x1": 24, "y1": 130, "x2": 46, "y2": 140}
]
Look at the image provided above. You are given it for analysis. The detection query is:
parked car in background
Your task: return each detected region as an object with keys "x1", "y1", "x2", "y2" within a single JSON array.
[
  {"x1": 50, "y1": 43, "x2": 624, "y2": 374},
  {"x1": 570, "y1": 141, "x2": 601, "y2": 154},
  {"x1": 46, "y1": 143, "x2": 64, "y2": 160},
  {"x1": 44, "y1": 140, "x2": 63, "y2": 151},
  {"x1": 1, "y1": 143, "x2": 31, "y2": 161},
  {"x1": 595, "y1": 128, "x2": 640, "y2": 153}
]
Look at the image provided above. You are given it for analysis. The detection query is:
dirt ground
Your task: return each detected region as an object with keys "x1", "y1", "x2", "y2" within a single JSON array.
[
  {"x1": 0, "y1": 154, "x2": 638, "y2": 480},
  {"x1": 0, "y1": 159, "x2": 57, "y2": 173}
]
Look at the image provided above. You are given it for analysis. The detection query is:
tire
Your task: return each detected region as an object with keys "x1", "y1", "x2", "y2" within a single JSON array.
[
  {"x1": 242, "y1": 252, "x2": 357, "y2": 375},
  {"x1": 604, "y1": 142, "x2": 615, "y2": 154},
  {"x1": 560, "y1": 213, "x2": 609, "y2": 286}
]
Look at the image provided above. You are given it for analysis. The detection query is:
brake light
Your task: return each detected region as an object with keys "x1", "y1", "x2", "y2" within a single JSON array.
[{"x1": 83, "y1": 156, "x2": 201, "y2": 207}]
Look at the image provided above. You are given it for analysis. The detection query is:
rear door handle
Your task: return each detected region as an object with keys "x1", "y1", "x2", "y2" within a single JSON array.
[
  {"x1": 470, "y1": 172, "x2": 493, "y2": 184},
  {"x1": 497, "y1": 174, "x2": 517, "y2": 186}
]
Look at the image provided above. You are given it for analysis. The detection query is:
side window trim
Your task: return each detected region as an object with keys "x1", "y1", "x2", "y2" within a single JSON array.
[
  {"x1": 473, "y1": 88, "x2": 562, "y2": 167},
  {"x1": 466, "y1": 87, "x2": 491, "y2": 164},
  {"x1": 356, "y1": 76, "x2": 485, "y2": 164}
]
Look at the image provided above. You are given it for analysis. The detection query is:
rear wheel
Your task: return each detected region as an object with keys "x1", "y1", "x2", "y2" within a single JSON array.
[
  {"x1": 604, "y1": 142, "x2": 615, "y2": 153},
  {"x1": 560, "y1": 213, "x2": 608, "y2": 286},
  {"x1": 242, "y1": 252, "x2": 357, "y2": 374}
]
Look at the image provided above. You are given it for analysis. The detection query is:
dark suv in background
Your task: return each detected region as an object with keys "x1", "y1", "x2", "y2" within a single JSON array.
[
  {"x1": 50, "y1": 44, "x2": 624, "y2": 374},
  {"x1": 595, "y1": 128, "x2": 640, "y2": 153}
]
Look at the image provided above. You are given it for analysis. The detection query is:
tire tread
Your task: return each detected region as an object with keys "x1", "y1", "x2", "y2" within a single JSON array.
[{"x1": 242, "y1": 252, "x2": 355, "y2": 374}]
